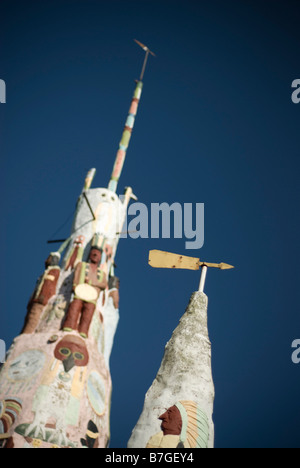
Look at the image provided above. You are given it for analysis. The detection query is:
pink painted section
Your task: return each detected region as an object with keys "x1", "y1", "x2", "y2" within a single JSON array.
[
  {"x1": 112, "y1": 149, "x2": 126, "y2": 179},
  {"x1": 129, "y1": 100, "x2": 138, "y2": 116},
  {"x1": 0, "y1": 326, "x2": 112, "y2": 448}
]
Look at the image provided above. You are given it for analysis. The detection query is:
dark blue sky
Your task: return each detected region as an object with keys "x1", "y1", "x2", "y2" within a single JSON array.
[{"x1": 1, "y1": 0, "x2": 300, "y2": 448}]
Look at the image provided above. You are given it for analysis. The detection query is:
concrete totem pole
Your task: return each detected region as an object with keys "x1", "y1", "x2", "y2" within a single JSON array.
[
  {"x1": 128, "y1": 250, "x2": 234, "y2": 449},
  {"x1": 0, "y1": 41, "x2": 154, "y2": 449}
]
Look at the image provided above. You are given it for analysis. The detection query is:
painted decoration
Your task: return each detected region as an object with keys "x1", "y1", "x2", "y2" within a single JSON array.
[
  {"x1": 0, "y1": 169, "x2": 134, "y2": 447},
  {"x1": 108, "y1": 81, "x2": 143, "y2": 193},
  {"x1": 54, "y1": 335, "x2": 89, "y2": 369},
  {"x1": 0, "y1": 324, "x2": 112, "y2": 447},
  {"x1": 7, "y1": 350, "x2": 46, "y2": 383},
  {"x1": 80, "y1": 420, "x2": 99, "y2": 448},
  {"x1": 0, "y1": 45, "x2": 148, "y2": 448},
  {"x1": 64, "y1": 235, "x2": 85, "y2": 271},
  {"x1": 83, "y1": 168, "x2": 96, "y2": 191},
  {"x1": 146, "y1": 401, "x2": 209, "y2": 449},
  {"x1": 0, "y1": 399, "x2": 22, "y2": 440},
  {"x1": 14, "y1": 335, "x2": 89, "y2": 447},
  {"x1": 87, "y1": 371, "x2": 106, "y2": 416}
]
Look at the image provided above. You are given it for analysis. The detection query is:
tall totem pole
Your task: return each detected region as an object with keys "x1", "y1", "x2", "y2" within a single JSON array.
[{"x1": 0, "y1": 41, "x2": 154, "y2": 449}]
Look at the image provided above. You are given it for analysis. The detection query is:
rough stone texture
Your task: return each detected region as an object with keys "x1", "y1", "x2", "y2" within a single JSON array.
[{"x1": 128, "y1": 291, "x2": 215, "y2": 448}]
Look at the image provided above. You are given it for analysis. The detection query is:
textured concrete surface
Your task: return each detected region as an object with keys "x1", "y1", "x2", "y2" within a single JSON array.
[{"x1": 128, "y1": 291, "x2": 215, "y2": 448}]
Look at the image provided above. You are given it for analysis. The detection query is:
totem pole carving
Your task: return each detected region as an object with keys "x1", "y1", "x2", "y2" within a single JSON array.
[
  {"x1": 22, "y1": 252, "x2": 61, "y2": 335},
  {"x1": 0, "y1": 41, "x2": 154, "y2": 448},
  {"x1": 63, "y1": 243, "x2": 107, "y2": 339},
  {"x1": 64, "y1": 235, "x2": 85, "y2": 271}
]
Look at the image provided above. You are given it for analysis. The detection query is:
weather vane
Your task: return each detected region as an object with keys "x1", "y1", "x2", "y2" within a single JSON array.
[{"x1": 149, "y1": 249, "x2": 234, "y2": 292}]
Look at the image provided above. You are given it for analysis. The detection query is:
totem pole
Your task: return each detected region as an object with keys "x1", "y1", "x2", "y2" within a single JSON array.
[
  {"x1": 0, "y1": 41, "x2": 154, "y2": 448},
  {"x1": 128, "y1": 250, "x2": 234, "y2": 449}
]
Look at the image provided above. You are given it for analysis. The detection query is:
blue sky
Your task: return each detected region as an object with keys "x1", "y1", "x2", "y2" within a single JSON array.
[{"x1": 0, "y1": 0, "x2": 300, "y2": 448}]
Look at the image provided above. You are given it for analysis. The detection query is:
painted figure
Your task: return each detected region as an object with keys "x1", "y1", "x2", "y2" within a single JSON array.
[
  {"x1": 22, "y1": 253, "x2": 61, "y2": 334},
  {"x1": 63, "y1": 247, "x2": 107, "y2": 338},
  {"x1": 15, "y1": 335, "x2": 89, "y2": 448},
  {"x1": 146, "y1": 401, "x2": 209, "y2": 449},
  {"x1": 64, "y1": 235, "x2": 85, "y2": 271}
]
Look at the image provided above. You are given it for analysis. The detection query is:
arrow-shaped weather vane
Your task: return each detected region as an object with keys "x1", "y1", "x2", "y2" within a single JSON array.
[{"x1": 148, "y1": 250, "x2": 234, "y2": 293}]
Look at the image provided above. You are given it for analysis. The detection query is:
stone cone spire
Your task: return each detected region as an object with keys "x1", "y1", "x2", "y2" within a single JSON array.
[{"x1": 128, "y1": 291, "x2": 215, "y2": 449}]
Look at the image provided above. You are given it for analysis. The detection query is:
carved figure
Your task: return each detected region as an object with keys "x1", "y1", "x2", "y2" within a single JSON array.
[
  {"x1": 63, "y1": 247, "x2": 107, "y2": 338},
  {"x1": 64, "y1": 235, "x2": 85, "y2": 271},
  {"x1": 22, "y1": 253, "x2": 61, "y2": 334}
]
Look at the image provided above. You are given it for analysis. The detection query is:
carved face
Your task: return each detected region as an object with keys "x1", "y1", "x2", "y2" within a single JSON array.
[
  {"x1": 89, "y1": 248, "x2": 102, "y2": 265},
  {"x1": 54, "y1": 335, "x2": 89, "y2": 372},
  {"x1": 45, "y1": 253, "x2": 60, "y2": 268},
  {"x1": 159, "y1": 405, "x2": 182, "y2": 436},
  {"x1": 75, "y1": 235, "x2": 85, "y2": 246}
]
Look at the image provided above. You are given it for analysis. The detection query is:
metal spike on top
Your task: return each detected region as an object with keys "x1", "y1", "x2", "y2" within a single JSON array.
[
  {"x1": 108, "y1": 40, "x2": 155, "y2": 193},
  {"x1": 134, "y1": 39, "x2": 156, "y2": 81}
]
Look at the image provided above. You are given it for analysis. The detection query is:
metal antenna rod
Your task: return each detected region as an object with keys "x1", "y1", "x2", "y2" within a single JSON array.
[
  {"x1": 134, "y1": 39, "x2": 156, "y2": 81},
  {"x1": 140, "y1": 50, "x2": 149, "y2": 81},
  {"x1": 199, "y1": 266, "x2": 208, "y2": 293}
]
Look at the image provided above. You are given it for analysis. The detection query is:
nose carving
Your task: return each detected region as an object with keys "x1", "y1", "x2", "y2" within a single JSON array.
[{"x1": 63, "y1": 353, "x2": 76, "y2": 373}]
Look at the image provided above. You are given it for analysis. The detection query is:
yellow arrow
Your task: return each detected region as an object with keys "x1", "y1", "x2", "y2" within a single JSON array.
[{"x1": 199, "y1": 261, "x2": 234, "y2": 270}]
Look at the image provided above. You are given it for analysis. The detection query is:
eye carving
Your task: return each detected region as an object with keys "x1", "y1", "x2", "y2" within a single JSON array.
[
  {"x1": 59, "y1": 348, "x2": 71, "y2": 357},
  {"x1": 74, "y1": 352, "x2": 85, "y2": 361}
]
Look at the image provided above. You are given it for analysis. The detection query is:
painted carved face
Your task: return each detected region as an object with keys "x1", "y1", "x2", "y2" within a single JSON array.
[
  {"x1": 159, "y1": 405, "x2": 182, "y2": 436},
  {"x1": 45, "y1": 253, "x2": 60, "y2": 268},
  {"x1": 89, "y1": 248, "x2": 102, "y2": 265},
  {"x1": 54, "y1": 335, "x2": 89, "y2": 372},
  {"x1": 75, "y1": 235, "x2": 85, "y2": 246}
]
